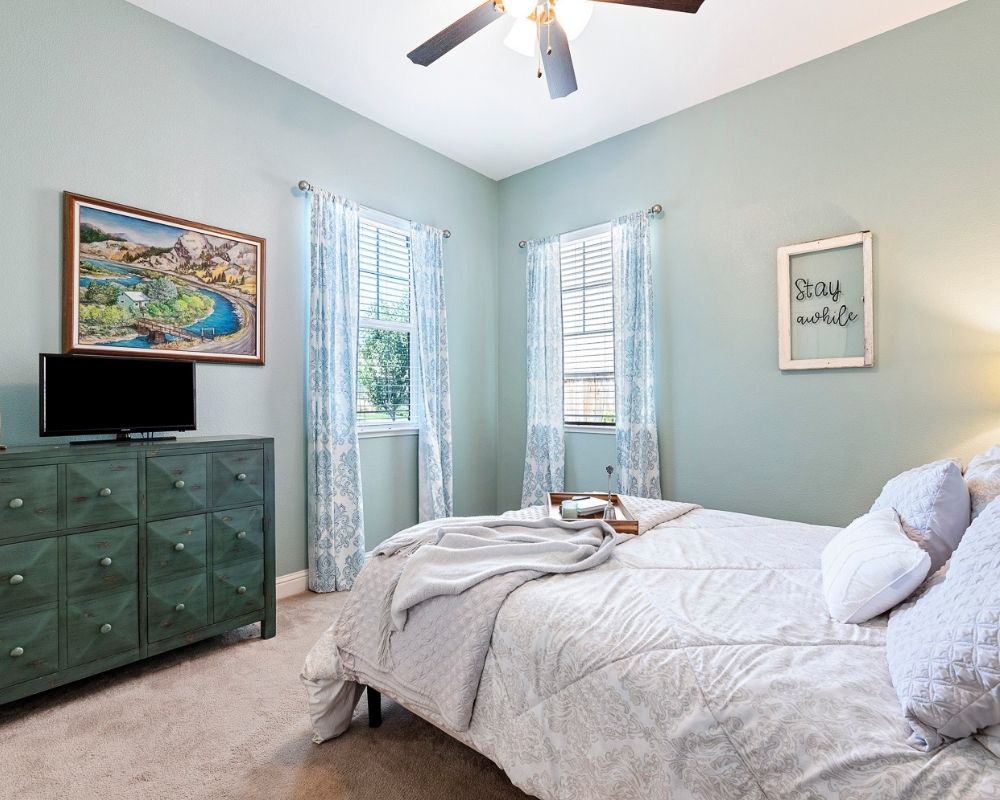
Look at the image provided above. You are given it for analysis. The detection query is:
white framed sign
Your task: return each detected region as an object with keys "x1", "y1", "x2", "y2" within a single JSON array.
[{"x1": 777, "y1": 231, "x2": 873, "y2": 371}]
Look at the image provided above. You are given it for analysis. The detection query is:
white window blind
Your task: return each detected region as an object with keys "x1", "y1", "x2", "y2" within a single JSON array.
[
  {"x1": 357, "y1": 211, "x2": 413, "y2": 426},
  {"x1": 560, "y1": 224, "x2": 615, "y2": 425}
]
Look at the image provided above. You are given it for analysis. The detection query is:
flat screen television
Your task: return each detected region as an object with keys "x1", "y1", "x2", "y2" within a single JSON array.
[{"x1": 40, "y1": 353, "x2": 196, "y2": 441}]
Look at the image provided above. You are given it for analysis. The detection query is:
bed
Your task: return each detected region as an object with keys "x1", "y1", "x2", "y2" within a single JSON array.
[{"x1": 302, "y1": 506, "x2": 1000, "y2": 800}]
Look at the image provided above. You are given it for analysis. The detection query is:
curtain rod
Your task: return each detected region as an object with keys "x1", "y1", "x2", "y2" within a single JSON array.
[
  {"x1": 517, "y1": 204, "x2": 663, "y2": 249},
  {"x1": 296, "y1": 180, "x2": 451, "y2": 239}
]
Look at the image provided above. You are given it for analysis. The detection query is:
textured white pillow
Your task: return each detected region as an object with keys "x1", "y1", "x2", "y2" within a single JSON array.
[
  {"x1": 886, "y1": 497, "x2": 1000, "y2": 751},
  {"x1": 870, "y1": 459, "x2": 970, "y2": 573},
  {"x1": 965, "y1": 445, "x2": 1000, "y2": 520},
  {"x1": 821, "y1": 508, "x2": 931, "y2": 623}
]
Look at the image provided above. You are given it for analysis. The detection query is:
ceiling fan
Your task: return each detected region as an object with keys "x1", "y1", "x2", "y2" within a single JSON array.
[{"x1": 407, "y1": 0, "x2": 706, "y2": 100}]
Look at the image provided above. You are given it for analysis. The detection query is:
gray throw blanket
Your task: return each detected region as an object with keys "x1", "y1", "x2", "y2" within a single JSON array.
[{"x1": 384, "y1": 516, "x2": 620, "y2": 633}]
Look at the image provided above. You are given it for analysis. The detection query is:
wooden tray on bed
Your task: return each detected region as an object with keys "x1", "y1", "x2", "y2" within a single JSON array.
[{"x1": 547, "y1": 492, "x2": 639, "y2": 535}]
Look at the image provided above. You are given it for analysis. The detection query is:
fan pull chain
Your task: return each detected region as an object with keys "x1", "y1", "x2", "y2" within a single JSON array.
[
  {"x1": 546, "y1": 10, "x2": 553, "y2": 55},
  {"x1": 536, "y1": 13, "x2": 543, "y2": 78}
]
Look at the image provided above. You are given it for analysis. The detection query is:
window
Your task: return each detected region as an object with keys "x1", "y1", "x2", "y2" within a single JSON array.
[
  {"x1": 357, "y1": 210, "x2": 414, "y2": 427},
  {"x1": 560, "y1": 224, "x2": 615, "y2": 426}
]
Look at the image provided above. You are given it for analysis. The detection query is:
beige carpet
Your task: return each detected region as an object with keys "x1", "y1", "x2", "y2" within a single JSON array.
[{"x1": 0, "y1": 592, "x2": 531, "y2": 800}]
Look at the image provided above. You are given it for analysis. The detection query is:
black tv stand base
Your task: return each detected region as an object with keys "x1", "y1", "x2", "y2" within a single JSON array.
[{"x1": 70, "y1": 434, "x2": 178, "y2": 446}]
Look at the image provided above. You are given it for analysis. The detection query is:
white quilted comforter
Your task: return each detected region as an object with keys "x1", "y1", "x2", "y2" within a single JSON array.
[{"x1": 304, "y1": 507, "x2": 1000, "y2": 799}]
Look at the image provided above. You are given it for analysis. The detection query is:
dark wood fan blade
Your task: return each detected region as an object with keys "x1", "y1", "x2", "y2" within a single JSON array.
[
  {"x1": 407, "y1": 1, "x2": 504, "y2": 66},
  {"x1": 541, "y1": 18, "x2": 578, "y2": 99},
  {"x1": 592, "y1": 0, "x2": 706, "y2": 12}
]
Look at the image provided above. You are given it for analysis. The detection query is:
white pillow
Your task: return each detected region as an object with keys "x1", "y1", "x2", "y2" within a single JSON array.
[
  {"x1": 869, "y1": 459, "x2": 970, "y2": 573},
  {"x1": 821, "y1": 508, "x2": 931, "y2": 623},
  {"x1": 965, "y1": 445, "x2": 1000, "y2": 520}
]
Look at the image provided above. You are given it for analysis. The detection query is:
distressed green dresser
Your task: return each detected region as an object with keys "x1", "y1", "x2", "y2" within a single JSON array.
[{"x1": 0, "y1": 435, "x2": 275, "y2": 704}]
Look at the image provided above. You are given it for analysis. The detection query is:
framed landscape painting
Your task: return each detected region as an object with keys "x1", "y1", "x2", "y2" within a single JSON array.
[{"x1": 63, "y1": 192, "x2": 265, "y2": 365}]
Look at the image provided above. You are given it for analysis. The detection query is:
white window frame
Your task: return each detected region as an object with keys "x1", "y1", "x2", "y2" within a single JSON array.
[
  {"x1": 564, "y1": 424, "x2": 616, "y2": 435},
  {"x1": 559, "y1": 221, "x2": 616, "y2": 430},
  {"x1": 357, "y1": 207, "x2": 418, "y2": 436}
]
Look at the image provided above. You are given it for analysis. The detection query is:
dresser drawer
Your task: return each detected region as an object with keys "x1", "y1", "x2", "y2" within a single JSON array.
[
  {"x1": 0, "y1": 608, "x2": 59, "y2": 689},
  {"x1": 66, "y1": 526, "x2": 138, "y2": 597},
  {"x1": 66, "y1": 459, "x2": 138, "y2": 528},
  {"x1": 146, "y1": 454, "x2": 207, "y2": 517},
  {"x1": 0, "y1": 465, "x2": 58, "y2": 540},
  {"x1": 0, "y1": 538, "x2": 58, "y2": 614},
  {"x1": 66, "y1": 589, "x2": 139, "y2": 667},
  {"x1": 211, "y1": 450, "x2": 264, "y2": 507},
  {"x1": 213, "y1": 560, "x2": 264, "y2": 622},
  {"x1": 212, "y1": 506, "x2": 264, "y2": 565},
  {"x1": 147, "y1": 573, "x2": 209, "y2": 643},
  {"x1": 147, "y1": 514, "x2": 207, "y2": 580}
]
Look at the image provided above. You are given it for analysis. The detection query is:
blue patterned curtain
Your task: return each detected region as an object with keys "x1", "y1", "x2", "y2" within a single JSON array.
[
  {"x1": 411, "y1": 222, "x2": 454, "y2": 520},
  {"x1": 612, "y1": 212, "x2": 661, "y2": 498},
  {"x1": 521, "y1": 235, "x2": 565, "y2": 508},
  {"x1": 307, "y1": 191, "x2": 366, "y2": 592}
]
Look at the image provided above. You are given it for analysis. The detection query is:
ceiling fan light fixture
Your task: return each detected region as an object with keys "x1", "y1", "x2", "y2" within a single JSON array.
[
  {"x1": 503, "y1": 0, "x2": 538, "y2": 19},
  {"x1": 407, "y1": 0, "x2": 706, "y2": 99},
  {"x1": 555, "y1": 0, "x2": 594, "y2": 40},
  {"x1": 503, "y1": 17, "x2": 538, "y2": 57}
]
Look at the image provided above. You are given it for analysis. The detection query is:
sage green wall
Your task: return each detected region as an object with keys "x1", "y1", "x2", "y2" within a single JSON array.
[
  {"x1": 497, "y1": 0, "x2": 1000, "y2": 526},
  {"x1": 4, "y1": 0, "x2": 998, "y2": 577},
  {"x1": 565, "y1": 431, "x2": 617, "y2": 492},
  {"x1": 0, "y1": 0, "x2": 499, "y2": 574}
]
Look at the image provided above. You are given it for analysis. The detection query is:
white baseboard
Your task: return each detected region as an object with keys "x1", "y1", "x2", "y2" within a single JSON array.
[
  {"x1": 277, "y1": 554, "x2": 375, "y2": 599},
  {"x1": 276, "y1": 569, "x2": 309, "y2": 600}
]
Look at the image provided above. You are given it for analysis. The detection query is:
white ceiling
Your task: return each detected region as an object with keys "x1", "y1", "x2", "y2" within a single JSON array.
[{"x1": 126, "y1": 0, "x2": 966, "y2": 179}]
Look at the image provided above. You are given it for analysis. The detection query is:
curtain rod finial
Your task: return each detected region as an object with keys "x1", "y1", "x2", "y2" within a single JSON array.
[
  {"x1": 518, "y1": 240, "x2": 527, "y2": 249},
  {"x1": 649, "y1": 203, "x2": 663, "y2": 216},
  {"x1": 297, "y1": 180, "x2": 313, "y2": 192},
  {"x1": 443, "y1": 229, "x2": 452, "y2": 239}
]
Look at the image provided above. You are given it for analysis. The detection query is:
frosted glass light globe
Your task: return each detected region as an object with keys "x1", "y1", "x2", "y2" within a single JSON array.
[
  {"x1": 504, "y1": 0, "x2": 538, "y2": 19},
  {"x1": 503, "y1": 17, "x2": 537, "y2": 57},
  {"x1": 556, "y1": 0, "x2": 593, "y2": 40}
]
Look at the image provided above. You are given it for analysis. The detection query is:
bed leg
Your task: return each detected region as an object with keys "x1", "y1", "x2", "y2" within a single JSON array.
[{"x1": 367, "y1": 686, "x2": 382, "y2": 728}]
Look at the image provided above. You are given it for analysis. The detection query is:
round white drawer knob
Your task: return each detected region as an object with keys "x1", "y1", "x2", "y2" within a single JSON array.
[
  {"x1": 100, "y1": 624, "x2": 112, "y2": 634},
  {"x1": 98, "y1": 487, "x2": 112, "y2": 497},
  {"x1": 236, "y1": 473, "x2": 247, "y2": 481},
  {"x1": 174, "y1": 542, "x2": 185, "y2": 552},
  {"x1": 236, "y1": 531, "x2": 247, "y2": 540},
  {"x1": 100, "y1": 557, "x2": 113, "y2": 567},
  {"x1": 10, "y1": 574, "x2": 24, "y2": 585},
  {"x1": 236, "y1": 586, "x2": 247, "y2": 595},
  {"x1": 8, "y1": 498, "x2": 23, "y2": 509},
  {"x1": 173, "y1": 480, "x2": 186, "y2": 489},
  {"x1": 10, "y1": 647, "x2": 24, "y2": 658},
  {"x1": 174, "y1": 603, "x2": 186, "y2": 612}
]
